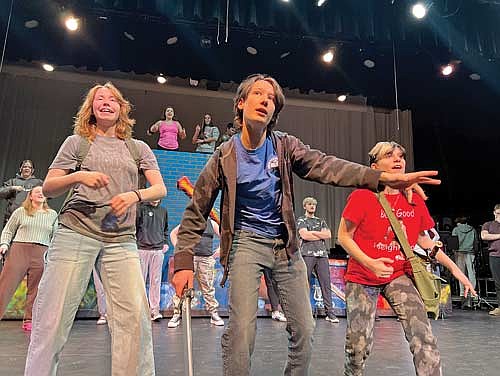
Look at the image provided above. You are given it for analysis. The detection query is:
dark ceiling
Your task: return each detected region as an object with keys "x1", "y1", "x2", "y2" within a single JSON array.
[{"x1": 2, "y1": 0, "x2": 500, "y2": 223}]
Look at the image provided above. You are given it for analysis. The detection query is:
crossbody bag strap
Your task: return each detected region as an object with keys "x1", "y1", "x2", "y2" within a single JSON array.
[{"x1": 376, "y1": 192, "x2": 425, "y2": 273}]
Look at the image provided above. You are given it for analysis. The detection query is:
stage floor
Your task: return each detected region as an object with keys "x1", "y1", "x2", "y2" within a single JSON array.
[{"x1": 1, "y1": 310, "x2": 498, "y2": 375}]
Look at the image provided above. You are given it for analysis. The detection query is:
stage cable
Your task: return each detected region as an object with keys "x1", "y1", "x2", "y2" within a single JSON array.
[
  {"x1": 392, "y1": 40, "x2": 400, "y2": 133},
  {"x1": 225, "y1": 0, "x2": 229, "y2": 43},
  {"x1": 0, "y1": 0, "x2": 15, "y2": 73}
]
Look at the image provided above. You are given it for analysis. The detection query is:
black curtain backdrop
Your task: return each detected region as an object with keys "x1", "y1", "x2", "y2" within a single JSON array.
[{"x1": 0, "y1": 66, "x2": 413, "y2": 240}]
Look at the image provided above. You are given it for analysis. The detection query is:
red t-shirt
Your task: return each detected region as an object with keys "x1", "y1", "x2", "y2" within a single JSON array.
[{"x1": 342, "y1": 189, "x2": 434, "y2": 286}]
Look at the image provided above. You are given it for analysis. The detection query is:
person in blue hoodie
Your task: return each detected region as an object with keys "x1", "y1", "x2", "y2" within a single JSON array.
[{"x1": 452, "y1": 217, "x2": 478, "y2": 308}]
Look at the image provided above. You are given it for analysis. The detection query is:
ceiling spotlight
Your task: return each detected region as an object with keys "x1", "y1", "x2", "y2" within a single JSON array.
[
  {"x1": 411, "y1": 3, "x2": 427, "y2": 19},
  {"x1": 189, "y1": 78, "x2": 199, "y2": 87},
  {"x1": 322, "y1": 50, "x2": 334, "y2": 63},
  {"x1": 156, "y1": 75, "x2": 167, "y2": 84},
  {"x1": 469, "y1": 73, "x2": 481, "y2": 81},
  {"x1": 363, "y1": 59, "x2": 375, "y2": 68},
  {"x1": 281, "y1": 0, "x2": 290, "y2": 2},
  {"x1": 42, "y1": 63, "x2": 55, "y2": 72},
  {"x1": 246, "y1": 46, "x2": 258, "y2": 55},
  {"x1": 441, "y1": 64, "x2": 454, "y2": 76},
  {"x1": 65, "y1": 17, "x2": 79, "y2": 31},
  {"x1": 24, "y1": 20, "x2": 39, "y2": 29},
  {"x1": 317, "y1": 0, "x2": 327, "y2": 6},
  {"x1": 337, "y1": 95, "x2": 347, "y2": 102},
  {"x1": 124, "y1": 32, "x2": 135, "y2": 41},
  {"x1": 280, "y1": 51, "x2": 291, "y2": 59},
  {"x1": 166, "y1": 36, "x2": 178, "y2": 45}
]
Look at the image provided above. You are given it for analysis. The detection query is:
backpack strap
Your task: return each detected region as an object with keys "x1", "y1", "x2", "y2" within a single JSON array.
[
  {"x1": 75, "y1": 137, "x2": 91, "y2": 171},
  {"x1": 124, "y1": 138, "x2": 141, "y2": 170}
]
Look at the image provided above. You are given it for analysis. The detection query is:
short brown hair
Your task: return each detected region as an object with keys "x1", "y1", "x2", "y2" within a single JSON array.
[{"x1": 233, "y1": 74, "x2": 285, "y2": 132}]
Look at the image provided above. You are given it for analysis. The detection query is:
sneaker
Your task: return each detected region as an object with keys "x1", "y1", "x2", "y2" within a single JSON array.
[
  {"x1": 489, "y1": 307, "x2": 500, "y2": 316},
  {"x1": 326, "y1": 313, "x2": 340, "y2": 323},
  {"x1": 168, "y1": 313, "x2": 182, "y2": 328},
  {"x1": 151, "y1": 313, "x2": 163, "y2": 321},
  {"x1": 210, "y1": 312, "x2": 225, "y2": 326},
  {"x1": 22, "y1": 321, "x2": 32, "y2": 331},
  {"x1": 271, "y1": 311, "x2": 287, "y2": 322},
  {"x1": 96, "y1": 315, "x2": 107, "y2": 325}
]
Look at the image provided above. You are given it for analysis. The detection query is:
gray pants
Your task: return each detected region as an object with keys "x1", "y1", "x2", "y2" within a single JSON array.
[
  {"x1": 221, "y1": 230, "x2": 315, "y2": 376},
  {"x1": 344, "y1": 274, "x2": 441, "y2": 376},
  {"x1": 455, "y1": 252, "x2": 476, "y2": 297},
  {"x1": 139, "y1": 249, "x2": 164, "y2": 316},
  {"x1": 303, "y1": 256, "x2": 333, "y2": 315}
]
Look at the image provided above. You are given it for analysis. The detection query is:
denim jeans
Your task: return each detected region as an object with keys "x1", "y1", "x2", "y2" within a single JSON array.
[
  {"x1": 221, "y1": 230, "x2": 315, "y2": 376},
  {"x1": 25, "y1": 226, "x2": 155, "y2": 376}
]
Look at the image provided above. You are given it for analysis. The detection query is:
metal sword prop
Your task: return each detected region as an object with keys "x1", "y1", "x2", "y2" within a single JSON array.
[{"x1": 181, "y1": 288, "x2": 195, "y2": 376}]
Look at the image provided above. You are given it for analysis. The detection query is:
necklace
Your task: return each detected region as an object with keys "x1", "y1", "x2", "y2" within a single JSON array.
[{"x1": 387, "y1": 192, "x2": 401, "y2": 212}]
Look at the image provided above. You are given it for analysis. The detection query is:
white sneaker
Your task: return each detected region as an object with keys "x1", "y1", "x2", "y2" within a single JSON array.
[
  {"x1": 96, "y1": 315, "x2": 107, "y2": 325},
  {"x1": 271, "y1": 311, "x2": 287, "y2": 322},
  {"x1": 168, "y1": 313, "x2": 181, "y2": 328},
  {"x1": 326, "y1": 313, "x2": 340, "y2": 323},
  {"x1": 210, "y1": 312, "x2": 225, "y2": 326},
  {"x1": 151, "y1": 313, "x2": 163, "y2": 321},
  {"x1": 489, "y1": 307, "x2": 500, "y2": 316}
]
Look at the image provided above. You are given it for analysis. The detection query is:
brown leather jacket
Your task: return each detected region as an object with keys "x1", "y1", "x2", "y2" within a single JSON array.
[{"x1": 174, "y1": 131, "x2": 381, "y2": 285}]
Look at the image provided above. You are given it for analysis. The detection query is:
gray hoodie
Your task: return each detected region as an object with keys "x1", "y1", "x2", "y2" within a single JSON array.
[{"x1": 452, "y1": 223, "x2": 477, "y2": 253}]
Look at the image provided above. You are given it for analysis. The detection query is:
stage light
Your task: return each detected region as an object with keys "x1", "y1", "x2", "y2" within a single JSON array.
[
  {"x1": 42, "y1": 63, "x2": 54, "y2": 72},
  {"x1": 322, "y1": 50, "x2": 334, "y2": 63},
  {"x1": 337, "y1": 95, "x2": 347, "y2": 102},
  {"x1": 441, "y1": 64, "x2": 454, "y2": 76},
  {"x1": 363, "y1": 59, "x2": 375, "y2": 68},
  {"x1": 411, "y1": 3, "x2": 427, "y2": 19},
  {"x1": 281, "y1": 0, "x2": 290, "y2": 2},
  {"x1": 166, "y1": 36, "x2": 178, "y2": 45},
  {"x1": 247, "y1": 46, "x2": 258, "y2": 55},
  {"x1": 317, "y1": 0, "x2": 327, "y2": 6},
  {"x1": 280, "y1": 51, "x2": 291, "y2": 59},
  {"x1": 24, "y1": 20, "x2": 39, "y2": 29},
  {"x1": 157, "y1": 75, "x2": 167, "y2": 84},
  {"x1": 189, "y1": 78, "x2": 199, "y2": 87},
  {"x1": 65, "y1": 16, "x2": 79, "y2": 31},
  {"x1": 469, "y1": 73, "x2": 481, "y2": 81}
]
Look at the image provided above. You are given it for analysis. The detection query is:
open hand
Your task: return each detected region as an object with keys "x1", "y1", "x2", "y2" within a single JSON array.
[{"x1": 381, "y1": 171, "x2": 440, "y2": 191}]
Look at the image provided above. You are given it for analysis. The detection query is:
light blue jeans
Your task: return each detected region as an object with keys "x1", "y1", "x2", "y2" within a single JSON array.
[
  {"x1": 221, "y1": 230, "x2": 315, "y2": 376},
  {"x1": 24, "y1": 226, "x2": 155, "y2": 376}
]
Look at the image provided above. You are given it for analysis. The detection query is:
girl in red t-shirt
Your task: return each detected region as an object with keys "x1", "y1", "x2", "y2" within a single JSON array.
[{"x1": 338, "y1": 141, "x2": 475, "y2": 376}]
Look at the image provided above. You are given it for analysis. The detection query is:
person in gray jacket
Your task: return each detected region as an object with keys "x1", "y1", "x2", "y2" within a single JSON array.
[
  {"x1": 0, "y1": 160, "x2": 43, "y2": 226},
  {"x1": 452, "y1": 216, "x2": 478, "y2": 307},
  {"x1": 171, "y1": 73, "x2": 441, "y2": 376}
]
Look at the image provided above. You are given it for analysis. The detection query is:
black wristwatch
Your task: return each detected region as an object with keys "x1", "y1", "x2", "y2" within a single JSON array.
[{"x1": 428, "y1": 241, "x2": 443, "y2": 259}]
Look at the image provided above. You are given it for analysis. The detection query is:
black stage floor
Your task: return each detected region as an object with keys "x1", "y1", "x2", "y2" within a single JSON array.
[{"x1": 1, "y1": 310, "x2": 498, "y2": 375}]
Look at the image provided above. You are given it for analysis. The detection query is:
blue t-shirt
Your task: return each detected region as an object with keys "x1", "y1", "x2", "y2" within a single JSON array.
[{"x1": 234, "y1": 134, "x2": 284, "y2": 238}]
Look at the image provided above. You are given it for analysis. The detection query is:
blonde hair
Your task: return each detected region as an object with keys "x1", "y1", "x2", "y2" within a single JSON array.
[
  {"x1": 73, "y1": 82, "x2": 135, "y2": 141},
  {"x1": 22, "y1": 186, "x2": 50, "y2": 216},
  {"x1": 233, "y1": 74, "x2": 285, "y2": 132},
  {"x1": 303, "y1": 197, "x2": 317, "y2": 206},
  {"x1": 368, "y1": 141, "x2": 406, "y2": 165}
]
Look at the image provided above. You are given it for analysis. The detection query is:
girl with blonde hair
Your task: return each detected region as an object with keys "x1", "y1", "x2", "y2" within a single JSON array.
[{"x1": 0, "y1": 186, "x2": 57, "y2": 331}]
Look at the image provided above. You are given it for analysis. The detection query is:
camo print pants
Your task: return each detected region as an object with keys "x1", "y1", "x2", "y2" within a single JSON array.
[{"x1": 344, "y1": 274, "x2": 441, "y2": 376}]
